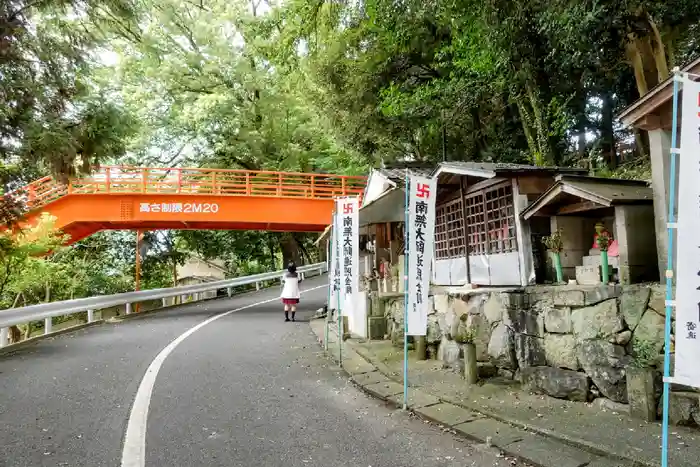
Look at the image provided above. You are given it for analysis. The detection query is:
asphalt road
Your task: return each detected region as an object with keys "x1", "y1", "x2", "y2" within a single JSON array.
[{"x1": 0, "y1": 276, "x2": 523, "y2": 467}]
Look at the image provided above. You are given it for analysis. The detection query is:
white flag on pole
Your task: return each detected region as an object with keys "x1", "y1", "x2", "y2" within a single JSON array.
[
  {"x1": 338, "y1": 197, "x2": 359, "y2": 316},
  {"x1": 407, "y1": 175, "x2": 437, "y2": 336},
  {"x1": 673, "y1": 75, "x2": 700, "y2": 388}
]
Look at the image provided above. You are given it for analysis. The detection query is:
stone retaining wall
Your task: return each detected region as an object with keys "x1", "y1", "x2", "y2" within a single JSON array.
[{"x1": 378, "y1": 283, "x2": 698, "y2": 426}]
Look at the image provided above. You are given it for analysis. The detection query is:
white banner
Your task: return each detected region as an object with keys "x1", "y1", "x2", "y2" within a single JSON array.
[
  {"x1": 674, "y1": 76, "x2": 700, "y2": 388},
  {"x1": 329, "y1": 208, "x2": 340, "y2": 312},
  {"x1": 407, "y1": 175, "x2": 437, "y2": 336},
  {"x1": 338, "y1": 197, "x2": 359, "y2": 316}
]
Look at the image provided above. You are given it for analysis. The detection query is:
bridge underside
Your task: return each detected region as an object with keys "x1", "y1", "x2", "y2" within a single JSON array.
[{"x1": 23, "y1": 194, "x2": 334, "y2": 245}]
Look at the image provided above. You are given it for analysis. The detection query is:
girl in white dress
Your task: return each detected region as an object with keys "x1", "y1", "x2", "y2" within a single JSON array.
[{"x1": 281, "y1": 262, "x2": 302, "y2": 321}]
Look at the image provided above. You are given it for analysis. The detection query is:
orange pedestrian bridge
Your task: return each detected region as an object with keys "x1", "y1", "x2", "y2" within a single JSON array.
[{"x1": 9, "y1": 166, "x2": 366, "y2": 245}]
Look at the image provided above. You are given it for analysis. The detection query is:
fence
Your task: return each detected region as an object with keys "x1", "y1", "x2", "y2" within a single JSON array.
[{"x1": 0, "y1": 262, "x2": 327, "y2": 347}]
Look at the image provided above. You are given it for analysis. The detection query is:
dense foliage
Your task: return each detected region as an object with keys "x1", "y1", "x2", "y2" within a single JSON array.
[{"x1": 0, "y1": 0, "x2": 698, "y2": 325}]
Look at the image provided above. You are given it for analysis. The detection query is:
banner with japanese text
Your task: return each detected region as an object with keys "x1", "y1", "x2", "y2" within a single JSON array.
[
  {"x1": 407, "y1": 175, "x2": 437, "y2": 336},
  {"x1": 338, "y1": 197, "x2": 359, "y2": 316},
  {"x1": 329, "y1": 206, "x2": 340, "y2": 312},
  {"x1": 674, "y1": 75, "x2": 700, "y2": 388}
]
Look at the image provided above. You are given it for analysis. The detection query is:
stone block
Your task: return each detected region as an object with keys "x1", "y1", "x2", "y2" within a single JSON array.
[
  {"x1": 544, "y1": 333, "x2": 579, "y2": 370},
  {"x1": 452, "y1": 296, "x2": 470, "y2": 317},
  {"x1": 610, "y1": 330, "x2": 632, "y2": 345},
  {"x1": 426, "y1": 314, "x2": 442, "y2": 344},
  {"x1": 626, "y1": 367, "x2": 656, "y2": 422},
  {"x1": 488, "y1": 323, "x2": 517, "y2": 370},
  {"x1": 554, "y1": 289, "x2": 586, "y2": 306},
  {"x1": 465, "y1": 293, "x2": 487, "y2": 315},
  {"x1": 647, "y1": 286, "x2": 670, "y2": 317},
  {"x1": 584, "y1": 285, "x2": 621, "y2": 306},
  {"x1": 364, "y1": 381, "x2": 404, "y2": 399},
  {"x1": 620, "y1": 285, "x2": 651, "y2": 331},
  {"x1": 593, "y1": 397, "x2": 630, "y2": 413},
  {"x1": 504, "y1": 307, "x2": 542, "y2": 337},
  {"x1": 577, "y1": 340, "x2": 630, "y2": 403},
  {"x1": 572, "y1": 299, "x2": 623, "y2": 340},
  {"x1": 452, "y1": 418, "x2": 525, "y2": 446},
  {"x1": 415, "y1": 403, "x2": 483, "y2": 426},
  {"x1": 505, "y1": 434, "x2": 596, "y2": 467},
  {"x1": 388, "y1": 390, "x2": 441, "y2": 409},
  {"x1": 576, "y1": 266, "x2": 601, "y2": 285},
  {"x1": 658, "y1": 391, "x2": 700, "y2": 426},
  {"x1": 483, "y1": 293, "x2": 505, "y2": 324},
  {"x1": 437, "y1": 306, "x2": 457, "y2": 338},
  {"x1": 544, "y1": 306, "x2": 572, "y2": 333},
  {"x1": 520, "y1": 366, "x2": 590, "y2": 401},
  {"x1": 367, "y1": 316, "x2": 386, "y2": 339},
  {"x1": 438, "y1": 337, "x2": 461, "y2": 370},
  {"x1": 434, "y1": 294, "x2": 450, "y2": 314},
  {"x1": 514, "y1": 334, "x2": 546, "y2": 368},
  {"x1": 502, "y1": 291, "x2": 528, "y2": 309},
  {"x1": 351, "y1": 371, "x2": 389, "y2": 386},
  {"x1": 631, "y1": 307, "x2": 665, "y2": 354},
  {"x1": 463, "y1": 313, "x2": 491, "y2": 361}
]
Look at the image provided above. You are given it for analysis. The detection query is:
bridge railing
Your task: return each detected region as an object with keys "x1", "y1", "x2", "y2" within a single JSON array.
[
  {"x1": 9, "y1": 166, "x2": 366, "y2": 212},
  {"x1": 0, "y1": 262, "x2": 327, "y2": 348}
]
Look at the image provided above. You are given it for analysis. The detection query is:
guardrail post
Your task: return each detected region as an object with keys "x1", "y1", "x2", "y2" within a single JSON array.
[
  {"x1": 162, "y1": 298, "x2": 167, "y2": 307},
  {"x1": 255, "y1": 282, "x2": 260, "y2": 291},
  {"x1": 0, "y1": 328, "x2": 8, "y2": 348},
  {"x1": 227, "y1": 287, "x2": 232, "y2": 297},
  {"x1": 126, "y1": 303, "x2": 132, "y2": 315},
  {"x1": 300, "y1": 272, "x2": 305, "y2": 280},
  {"x1": 44, "y1": 317, "x2": 52, "y2": 334},
  {"x1": 87, "y1": 309, "x2": 95, "y2": 323}
]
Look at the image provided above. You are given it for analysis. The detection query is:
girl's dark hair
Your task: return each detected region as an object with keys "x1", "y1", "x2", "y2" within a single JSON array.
[{"x1": 287, "y1": 262, "x2": 297, "y2": 273}]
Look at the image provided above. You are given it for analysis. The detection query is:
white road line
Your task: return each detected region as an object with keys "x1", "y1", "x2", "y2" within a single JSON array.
[{"x1": 120, "y1": 284, "x2": 327, "y2": 467}]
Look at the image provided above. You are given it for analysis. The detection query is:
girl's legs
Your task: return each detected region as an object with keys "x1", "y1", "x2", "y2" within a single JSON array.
[
  {"x1": 290, "y1": 304, "x2": 297, "y2": 321},
  {"x1": 284, "y1": 303, "x2": 290, "y2": 321}
]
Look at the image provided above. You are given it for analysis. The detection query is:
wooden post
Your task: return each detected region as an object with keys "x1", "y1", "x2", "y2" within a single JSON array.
[
  {"x1": 415, "y1": 336, "x2": 427, "y2": 360},
  {"x1": 464, "y1": 343, "x2": 478, "y2": 384}
]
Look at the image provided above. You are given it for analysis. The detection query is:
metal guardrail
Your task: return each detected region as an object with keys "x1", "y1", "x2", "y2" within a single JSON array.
[{"x1": 0, "y1": 262, "x2": 327, "y2": 347}]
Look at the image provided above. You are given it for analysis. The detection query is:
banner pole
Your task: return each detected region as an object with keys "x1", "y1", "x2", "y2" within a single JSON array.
[
  {"x1": 336, "y1": 201, "x2": 343, "y2": 367},
  {"x1": 403, "y1": 171, "x2": 410, "y2": 410},
  {"x1": 661, "y1": 72, "x2": 681, "y2": 467},
  {"x1": 325, "y1": 215, "x2": 333, "y2": 352}
]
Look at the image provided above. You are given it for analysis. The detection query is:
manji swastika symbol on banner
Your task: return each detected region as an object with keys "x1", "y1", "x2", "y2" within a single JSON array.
[
  {"x1": 343, "y1": 203, "x2": 354, "y2": 214},
  {"x1": 416, "y1": 183, "x2": 431, "y2": 199}
]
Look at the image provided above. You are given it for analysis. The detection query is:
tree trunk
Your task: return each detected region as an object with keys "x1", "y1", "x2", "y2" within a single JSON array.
[
  {"x1": 626, "y1": 37, "x2": 649, "y2": 97},
  {"x1": 8, "y1": 292, "x2": 22, "y2": 343},
  {"x1": 280, "y1": 233, "x2": 303, "y2": 267},
  {"x1": 600, "y1": 91, "x2": 616, "y2": 169},
  {"x1": 172, "y1": 257, "x2": 178, "y2": 287},
  {"x1": 267, "y1": 235, "x2": 277, "y2": 270},
  {"x1": 515, "y1": 96, "x2": 538, "y2": 164}
]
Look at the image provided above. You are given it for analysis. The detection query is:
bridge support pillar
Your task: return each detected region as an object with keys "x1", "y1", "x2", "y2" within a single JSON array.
[
  {"x1": 44, "y1": 317, "x2": 52, "y2": 334},
  {"x1": 87, "y1": 309, "x2": 95, "y2": 323},
  {"x1": 0, "y1": 328, "x2": 8, "y2": 347},
  {"x1": 126, "y1": 303, "x2": 132, "y2": 315}
]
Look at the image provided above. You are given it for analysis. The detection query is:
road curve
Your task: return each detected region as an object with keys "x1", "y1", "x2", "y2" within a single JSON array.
[{"x1": 0, "y1": 276, "x2": 520, "y2": 467}]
